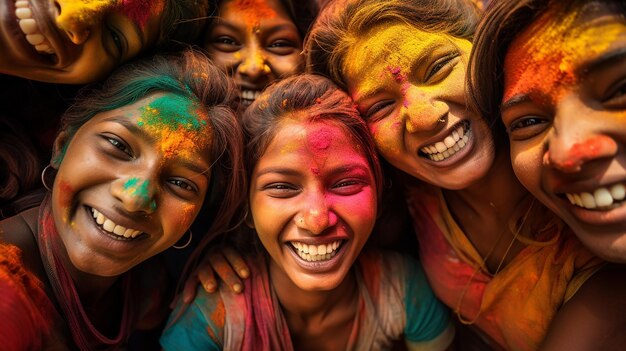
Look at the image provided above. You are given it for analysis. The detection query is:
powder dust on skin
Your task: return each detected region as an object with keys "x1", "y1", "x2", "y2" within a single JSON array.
[
  {"x1": 343, "y1": 24, "x2": 466, "y2": 155},
  {"x1": 58, "y1": 180, "x2": 74, "y2": 224},
  {"x1": 503, "y1": 8, "x2": 623, "y2": 105},
  {"x1": 122, "y1": 177, "x2": 156, "y2": 211},
  {"x1": 231, "y1": 0, "x2": 277, "y2": 29},
  {"x1": 137, "y1": 94, "x2": 211, "y2": 162},
  {"x1": 55, "y1": 0, "x2": 163, "y2": 33}
]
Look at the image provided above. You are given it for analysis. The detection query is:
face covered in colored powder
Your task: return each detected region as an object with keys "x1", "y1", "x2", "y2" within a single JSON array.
[
  {"x1": 501, "y1": 3, "x2": 626, "y2": 262},
  {"x1": 204, "y1": 0, "x2": 304, "y2": 107},
  {"x1": 249, "y1": 118, "x2": 377, "y2": 292},
  {"x1": 50, "y1": 92, "x2": 214, "y2": 276},
  {"x1": 343, "y1": 23, "x2": 495, "y2": 190},
  {"x1": 0, "y1": 0, "x2": 164, "y2": 84}
]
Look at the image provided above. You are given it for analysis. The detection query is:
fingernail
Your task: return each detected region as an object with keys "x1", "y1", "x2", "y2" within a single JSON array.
[
  {"x1": 240, "y1": 269, "x2": 249, "y2": 278},
  {"x1": 233, "y1": 283, "x2": 242, "y2": 293},
  {"x1": 205, "y1": 283, "x2": 215, "y2": 292}
]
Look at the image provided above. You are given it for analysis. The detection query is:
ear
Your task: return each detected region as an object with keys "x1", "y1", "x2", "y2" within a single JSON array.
[
  {"x1": 244, "y1": 204, "x2": 255, "y2": 229},
  {"x1": 51, "y1": 131, "x2": 71, "y2": 169}
]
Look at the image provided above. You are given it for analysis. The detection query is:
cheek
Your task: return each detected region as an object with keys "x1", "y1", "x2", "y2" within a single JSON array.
[
  {"x1": 511, "y1": 144, "x2": 544, "y2": 192},
  {"x1": 369, "y1": 119, "x2": 403, "y2": 158},
  {"x1": 268, "y1": 54, "x2": 304, "y2": 77},
  {"x1": 169, "y1": 203, "x2": 200, "y2": 235}
]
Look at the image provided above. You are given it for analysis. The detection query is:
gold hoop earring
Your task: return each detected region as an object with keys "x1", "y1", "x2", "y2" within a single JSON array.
[
  {"x1": 41, "y1": 165, "x2": 55, "y2": 192},
  {"x1": 172, "y1": 230, "x2": 193, "y2": 250}
]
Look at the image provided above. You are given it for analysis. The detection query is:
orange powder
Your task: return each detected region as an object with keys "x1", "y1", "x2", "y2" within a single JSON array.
[
  {"x1": 231, "y1": 0, "x2": 277, "y2": 29},
  {"x1": 503, "y1": 9, "x2": 623, "y2": 103}
]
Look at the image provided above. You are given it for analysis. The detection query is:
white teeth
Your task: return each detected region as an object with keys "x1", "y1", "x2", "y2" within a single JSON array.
[
  {"x1": 91, "y1": 208, "x2": 142, "y2": 239},
  {"x1": 290, "y1": 240, "x2": 342, "y2": 262},
  {"x1": 420, "y1": 122, "x2": 471, "y2": 162},
  {"x1": 14, "y1": 0, "x2": 57, "y2": 55},
  {"x1": 241, "y1": 90, "x2": 261, "y2": 101},
  {"x1": 565, "y1": 182, "x2": 626, "y2": 210}
]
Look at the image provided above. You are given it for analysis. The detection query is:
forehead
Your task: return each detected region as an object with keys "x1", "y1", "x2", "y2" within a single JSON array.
[
  {"x1": 218, "y1": 0, "x2": 292, "y2": 26},
  {"x1": 503, "y1": 4, "x2": 626, "y2": 99},
  {"x1": 263, "y1": 118, "x2": 364, "y2": 160}
]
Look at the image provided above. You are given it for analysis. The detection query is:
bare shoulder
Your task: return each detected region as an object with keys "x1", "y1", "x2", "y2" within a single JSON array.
[{"x1": 541, "y1": 264, "x2": 626, "y2": 351}]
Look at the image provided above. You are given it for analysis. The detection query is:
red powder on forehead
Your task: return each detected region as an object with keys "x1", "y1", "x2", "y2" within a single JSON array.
[
  {"x1": 307, "y1": 129, "x2": 332, "y2": 150},
  {"x1": 232, "y1": 0, "x2": 277, "y2": 27},
  {"x1": 119, "y1": 0, "x2": 164, "y2": 28}
]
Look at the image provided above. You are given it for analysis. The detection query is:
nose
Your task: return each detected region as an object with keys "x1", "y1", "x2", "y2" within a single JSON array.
[
  {"x1": 237, "y1": 45, "x2": 270, "y2": 81},
  {"x1": 402, "y1": 86, "x2": 448, "y2": 134},
  {"x1": 54, "y1": 0, "x2": 112, "y2": 45},
  {"x1": 545, "y1": 95, "x2": 618, "y2": 173},
  {"x1": 111, "y1": 176, "x2": 158, "y2": 214},
  {"x1": 545, "y1": 134, "x2": 617, "y2": 173},
  {"x1": 295, "y1": 192, "x2": 338, "y2": 235}
]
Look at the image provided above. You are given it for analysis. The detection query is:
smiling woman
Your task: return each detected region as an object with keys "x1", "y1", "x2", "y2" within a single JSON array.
[
  {"x1": 0, "y1": 0, "x2": 210, "y2": 84},
  {"x1": 0, "y1": 50, "x2": 246, "y2": 350},
  {"x1": 202, "y1": 0, "x2": 318, "y2": 108}
]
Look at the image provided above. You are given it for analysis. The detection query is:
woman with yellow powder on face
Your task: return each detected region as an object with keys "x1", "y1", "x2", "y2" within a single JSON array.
[
  {"x1": 0, "y1": 50, "x2": 246, "y2": 350},
  {"x1": 201, "y1": 0, "x2": 318, "y2": 109},
  {"x1": 469, "y1": 0, "x2": 626, "y2": 348},
  {"x1": 0, "y1": 0, "x2": 211, "y2": 220},
  {"x1": 198, "y1": 0, "x2": 622, "y2": 349}
]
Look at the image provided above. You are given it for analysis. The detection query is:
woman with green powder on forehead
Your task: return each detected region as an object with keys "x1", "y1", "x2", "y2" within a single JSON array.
[{"x1": 0, "y1": 50, "x2": 246, "y2": 350}]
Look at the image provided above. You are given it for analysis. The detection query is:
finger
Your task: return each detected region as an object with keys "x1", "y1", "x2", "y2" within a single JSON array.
[
  {"x1": 209, "y1": 251, "x2": 244, "y2": 294},
  {"x1": 181, "y1": 272, "x2": 200, "y2": 305},
  {"x1": 222, "y1": 246, "x2": 250, "y2": 279}
]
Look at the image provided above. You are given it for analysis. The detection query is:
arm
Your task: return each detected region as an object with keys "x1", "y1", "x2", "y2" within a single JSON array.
[
  {"x1": 181, "y1": 245, "x2": 250, "y2": 303},
  {"x1": 540, "y1": 264, "x2": 626, "y2": 351}
]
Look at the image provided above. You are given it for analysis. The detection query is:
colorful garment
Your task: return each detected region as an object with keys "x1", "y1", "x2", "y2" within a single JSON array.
[
  {"x1": 161, "y1": 250, "x2": 453, "y2": 350},
  {"x1": 406, "y1": 183, "x2": 604, "y2": 351}
]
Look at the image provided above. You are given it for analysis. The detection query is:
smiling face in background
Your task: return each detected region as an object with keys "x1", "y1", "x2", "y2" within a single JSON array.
[
  {"x1": 501, "y1": 3, "x2": 626, "y2": 262},
  {"x1": 204, "y1": 0, "x2": 303, "y2": 107},
  {"x1": 249, "y1": 118, "x2": 377, "y2": 292},
  {"x1": 0, "y1": 0, "x2": 164, "y2": 83},
  {"x1": 343, "y1": 23, "x2": 494, "y2": 190},
  {"x1": 51, "y1": 92, "x2": 214, "y2": 276}
]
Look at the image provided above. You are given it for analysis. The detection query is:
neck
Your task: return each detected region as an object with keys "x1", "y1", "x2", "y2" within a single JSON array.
[
  {"x1": 269, "y1": 260, "x2": 358, "y2": 326},
  {"x1": 445, "y1": 148, "x2": 528, "y2": 218}
]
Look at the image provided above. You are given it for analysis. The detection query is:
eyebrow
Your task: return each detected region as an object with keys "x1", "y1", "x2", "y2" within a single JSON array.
[
  {"x1": 500, "y1": 90, "x2": 553, "y2": 112},
  {"x1": 102, "y1": 116, "x2": 211, "y2": 178},
  {"x1": 255, "y1": 163, "x2": 371, "y2": 178},
  {"x1": 353, "y1": 41, "x2": 442, "y2": 105},
  {"x1": 576, "y1": 47, "x2": 626, "y2": 78}
]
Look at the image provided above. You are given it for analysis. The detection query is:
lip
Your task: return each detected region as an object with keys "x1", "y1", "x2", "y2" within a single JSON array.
[
  {"x1": 417, "y1": 120, "x2": 475, "y2": 167},
  {"x1": 1, "y1": 0, "x2": 65, "y2": 67},
  {"x1": 284, "y1": 238, "x2": 349, "y2": 274},
  {"x1": 80, "y1": 205, "x2": 149, "y2": 255},
  {"x1": 555, "y1": 194, "x2": 626, "y2": 228}
]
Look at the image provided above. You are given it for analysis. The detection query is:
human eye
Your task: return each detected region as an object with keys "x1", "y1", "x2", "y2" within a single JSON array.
[
  {"x1": 425, "y1": 53, "x2": 459, "y2": 82},
  {"x1": 104, "y1": 23, "x2": 127, "y2": 61},
  {"x1": 602, "y1": 78, "x2": 626, "y2": 109},
  {"x1": 507, "y1": 116, "x2": 550, "y2": 141},
  {"x1": 332, "y1": 179, "x2": 367, "y2": 196},
  {"x1": 168, "y1": 178, "x2": 198, "y2": 193},
  {"x1": 211, "y1": 36, "x2": 241, "y2": 52},
  {"x1": 263, "y1": 183, "x2": 300, "y2": 198},
  {"x1": 102, "y1": 135, "x2": 133, "y2": 158},
  {"x1": 267, "y1": 39, "x2": 298, "y2": 55},
  {"x1": 362, "y1": 100, "x2": 395, "y2": 122}
]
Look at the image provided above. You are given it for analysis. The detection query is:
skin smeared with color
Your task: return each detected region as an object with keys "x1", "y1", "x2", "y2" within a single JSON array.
[
  {"x1": 503, "y1": 8, "x2": 623, "y2": 104},
  {"x1": 138, "y1": 94, "x2": 212, "y2": 162},
  {"x1": 122, "y1": 177, "x2": 156, "y2": 211},
  {"x1": 232, "y1": 0, "x2": 277, "y2": 29},
  {"x1": 501, "y1": 4, "x2": 626, "y2": 262},
  {"x1": 342, "y1": 22, "x2": 494, "y2": 191},
  {"x1": 55, "y1": 0, "x2": 164, "y2": 32}
]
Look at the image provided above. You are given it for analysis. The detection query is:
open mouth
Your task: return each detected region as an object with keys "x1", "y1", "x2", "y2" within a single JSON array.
[
  {"x1": 14, "y1": 0, "x2": 58, "y2": 59},
  {"x1": 563, "y1": 182, "x2": 626, "y2": 211},
  {"x1": 289, "y1": 240, "x2": 344, "y2": 262},
  {"x1": 241, "y1": 89, "x2": 261, "y2": 106},
  {"x1": 419, "y1": 120, "x2": 471, "y2": 161},
  {"x1": 90, "y1": 207, "x2": 144, "y2": 240}
]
